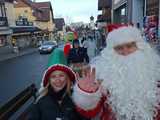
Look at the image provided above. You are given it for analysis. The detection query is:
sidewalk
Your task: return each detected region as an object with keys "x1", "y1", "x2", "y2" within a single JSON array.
[{"x1": 0, "y1": 47, "x2": 38, "y2": 62}]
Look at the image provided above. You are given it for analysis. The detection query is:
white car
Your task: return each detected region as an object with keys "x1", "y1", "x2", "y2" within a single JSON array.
[{"x1": 38, "y1": 41, "x2": 57, "y2": 54}]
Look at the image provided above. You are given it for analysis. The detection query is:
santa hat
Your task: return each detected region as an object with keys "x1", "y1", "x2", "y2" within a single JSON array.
[
  {"x1": 107, "y1": 24, "x2": 129, "y2": 32},
  {"x1": 107, "y1": 26, "x2": 143, "y2": 48},
  {"x1": 42, "y1": 48, "x2": 76, "y2": 87}
]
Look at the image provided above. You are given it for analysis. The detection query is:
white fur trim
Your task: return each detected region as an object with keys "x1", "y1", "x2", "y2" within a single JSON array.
[
  {"x1": 38, "y1": 64, "x2": 77, "y2": 100},
  {"x1": 107, "y1": 26, "x2": 143, "y2": 48},
  {"x1": 42, "y1": 64, "x2": 77, "y2": 86},
  {"x1": 72, "y1": 84, "x2": 102, "y2": 110}
]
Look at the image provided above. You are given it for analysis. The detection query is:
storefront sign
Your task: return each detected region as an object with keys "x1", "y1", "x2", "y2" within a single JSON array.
[{"x1": 16, "y1": 20, "x2": 33, "y2": 26}]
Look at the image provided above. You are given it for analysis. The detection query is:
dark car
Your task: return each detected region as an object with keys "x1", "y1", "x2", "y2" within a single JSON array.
[{"x1": 38, "y1": 41, "x2": 57, "y2": 54}]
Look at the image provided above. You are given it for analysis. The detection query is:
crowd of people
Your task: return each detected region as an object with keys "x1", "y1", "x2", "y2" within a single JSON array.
[{"x1": 28, "y1": 26, "x2": 160, "y2": 120}]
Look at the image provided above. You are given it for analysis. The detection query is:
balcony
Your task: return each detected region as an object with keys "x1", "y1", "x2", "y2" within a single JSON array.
[{"x1": 0, "y1": 17, "x2": 8, "y2": 27}]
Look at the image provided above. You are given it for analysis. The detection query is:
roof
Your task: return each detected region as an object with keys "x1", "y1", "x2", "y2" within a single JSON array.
[
  {"x1": 11, "y1": 26, "x2": 41, "y2": 33},
  {"x1": 54, "y1": 18, "x2": 65, "y2": 31},
  {"x1": 33, "y1": 8, "x2": 50, "y2": 21},
  {"x1": 32, "y1": 2, "x2": 51, "y2": 8},
  {"x1": 98, "y1": 0, "x2": 112, "y2": 10},
  {"x1": 14, "y1": 0, "x2": 54, "y2": 22},
  {"x1": 14, "y1": 0, "x2": 38, "y2": 9},
  {"x1": 23, "y1": 0, "x2": 32, "y2": 5},
  {"x1": 32, "y1": 2, "x2": 53, "y2": 22}
]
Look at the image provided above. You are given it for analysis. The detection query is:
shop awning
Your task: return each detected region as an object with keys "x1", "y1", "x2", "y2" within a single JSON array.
[{"x1": 0, "y1": 28, "x2": 12, "y2": 35}]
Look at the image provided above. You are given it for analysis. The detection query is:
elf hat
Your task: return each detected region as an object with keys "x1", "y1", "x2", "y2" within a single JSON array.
[{"x1": 42, "y1": 48, "x2": 76, "y2": 87}]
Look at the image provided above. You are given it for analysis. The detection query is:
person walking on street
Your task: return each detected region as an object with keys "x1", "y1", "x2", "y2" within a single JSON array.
[
  {"x1": 87, "y1": 36, "x2": 96, "y2": 60},
  {"x1": 82, "y1": 37, "x2": 89, "y2": 54},
  {"x1": 67, "y1": 39, "x2": 89, "y2": 65}
]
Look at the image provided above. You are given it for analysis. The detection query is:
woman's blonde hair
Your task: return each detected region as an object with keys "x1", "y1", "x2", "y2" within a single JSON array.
[{"x1": 65, "y1": 75, "x2": 72, "y2": 95}]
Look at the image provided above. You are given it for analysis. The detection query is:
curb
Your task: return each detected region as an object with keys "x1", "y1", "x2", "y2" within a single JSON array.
[{"x1": 0, "y1": 49, "x2": 38, "y2": 62}]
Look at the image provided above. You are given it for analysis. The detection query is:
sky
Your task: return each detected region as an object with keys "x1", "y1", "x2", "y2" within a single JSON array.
[{"x1": 36, "y1": 0, "x2": 99, "y2": 24}]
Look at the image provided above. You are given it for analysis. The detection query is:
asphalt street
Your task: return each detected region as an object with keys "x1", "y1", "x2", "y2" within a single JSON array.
[{"x1": 0, "y1": 52, "x2": 49, "y2": 107}]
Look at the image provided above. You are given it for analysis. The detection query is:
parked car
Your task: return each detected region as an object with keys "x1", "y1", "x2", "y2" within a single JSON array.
[{"x1": 38, "y1": 41, "x2": 57, "y2": 54}]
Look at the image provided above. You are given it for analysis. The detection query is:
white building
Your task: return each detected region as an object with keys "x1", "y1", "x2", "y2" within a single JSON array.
[{"x1": 130, "y1": 0, "x2": 144, "y2": 28}]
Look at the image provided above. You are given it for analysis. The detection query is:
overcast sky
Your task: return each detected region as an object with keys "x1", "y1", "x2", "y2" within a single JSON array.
[{"x1": 36, "y1": 0, "x2": 99, "y2": 24}]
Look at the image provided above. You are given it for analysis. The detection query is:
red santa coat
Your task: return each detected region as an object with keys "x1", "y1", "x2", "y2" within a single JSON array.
[
  {"x1": 76, "y1": 96, "x2": 115, "y2": 120},
  {"x1": 73, "y1": 84, "x2": 160, "y2": 120}
]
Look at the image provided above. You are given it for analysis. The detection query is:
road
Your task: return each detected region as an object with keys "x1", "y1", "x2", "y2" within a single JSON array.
[{"x1": 0, "y1": 52, "x2": 49, "y2": 107}]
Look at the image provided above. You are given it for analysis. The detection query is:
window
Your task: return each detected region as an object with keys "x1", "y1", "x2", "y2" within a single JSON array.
[
  {"x1": 0, "y1": 3, "x2": 6, "y2": 17},
  {"x1": 121, "y1": 8, "x2": 126, "y2": 16},
  {"x1": 0, "y1": 36, "x2": 6, "y2": 47},
  {"x1": 0, "y1": 4, "x2": 3, "y2": 17}
]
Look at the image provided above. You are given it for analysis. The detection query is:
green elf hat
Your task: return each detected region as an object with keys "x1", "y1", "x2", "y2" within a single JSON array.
[
  {"x1": 47, "y1": 48, "x2": 67, "y2": 67},
  {"x1": 42, "y1": 48, "x2": 76, "y2": 87}
]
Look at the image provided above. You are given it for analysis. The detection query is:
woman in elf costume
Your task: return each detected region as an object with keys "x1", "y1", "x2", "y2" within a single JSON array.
[{"x1": 28, "y1": 49, "x2": 88, "y2": 120}]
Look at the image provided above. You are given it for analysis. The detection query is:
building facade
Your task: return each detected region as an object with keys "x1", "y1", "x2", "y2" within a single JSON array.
[
  {"x1": 0, "y1": 0, "x2": 13, "y2": 54},
  {"x1": 32, "y1": 2, "x2": 55, "y2": 41},
  {"x1": 128, "y1": 0, "x2": 144, "y2": 28},
  {"x1": 13, "y1": 0, "x2": 40, "y2": 49},
  {"x1": 158, "y1": 2, "x2": 160, "y2": 40},
  {"x1": 13, "y1": 0, "x2": 55, "y2": 49},
  {"x1": 112, "y1": 0, "x2": 128, "y2": 24},
  {"x1": 97, "y1": 0, "x2": 112, "y2": 29},
  {"x1": 54, "y1": 18, "x2": 65, "y2": 41}
]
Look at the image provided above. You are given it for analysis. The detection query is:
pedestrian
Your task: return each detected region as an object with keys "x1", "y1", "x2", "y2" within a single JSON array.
[
  {"x1": 87, "y1": 36, "x2": 96, "y2": 60},
  {"x1": 28, "y1": 49, "x2": 88, "y2": 120},
  {"x1": 64, "y1": 41, "x2": 72, "y2": 57},
  {"x1": 81, "y1": 37, "x2": 86, "y2": 45},
  {"x1": 11, "y1": 38, "x2": 19, "y2": 53},
  {"x1": 72, "y1": 26, "x2": 160, "y2": 120},
  {"x1": 82, "y1": 37, "x2": 89, "y2": 53},
  {"x1": 67, "y1": 39, "x2": 89, "y2": 65},
  {"x1": 101, "y1": 33, "x2": 106, "y2": 48}
]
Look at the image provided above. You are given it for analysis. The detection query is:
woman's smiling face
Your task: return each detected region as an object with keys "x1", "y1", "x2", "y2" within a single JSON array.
[{"x1": 49, "y1": 70, "x2": 68, "y2": 92}]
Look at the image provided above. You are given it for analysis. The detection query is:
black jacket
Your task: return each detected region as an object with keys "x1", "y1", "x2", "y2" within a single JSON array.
[
  {"x1": 67, "y1": 47, "x2": 89, "y2": 64},
  {"x1": 28, "y1": 90, "x2": 89, "y2": 120}
]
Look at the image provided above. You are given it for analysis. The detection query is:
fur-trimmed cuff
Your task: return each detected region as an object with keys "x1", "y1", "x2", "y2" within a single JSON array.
[{"x1": 72, "y1": 84, "x2": 102, "y2": 111}]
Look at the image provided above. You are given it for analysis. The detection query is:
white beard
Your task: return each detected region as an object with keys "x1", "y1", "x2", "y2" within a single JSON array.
[{"x1": 92, "y1": 42, "x2": 160, "y2": 120}]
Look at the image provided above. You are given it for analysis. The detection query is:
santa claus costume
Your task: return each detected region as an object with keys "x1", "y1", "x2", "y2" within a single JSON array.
[{"x1": 72, "y1": 26, "x2": 160, "y2": 120}]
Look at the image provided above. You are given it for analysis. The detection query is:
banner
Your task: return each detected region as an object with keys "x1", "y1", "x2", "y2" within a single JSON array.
[{"x1": 143, "y1": 15, "x2": 158, "y2": 44}]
